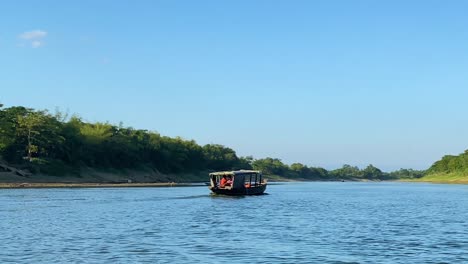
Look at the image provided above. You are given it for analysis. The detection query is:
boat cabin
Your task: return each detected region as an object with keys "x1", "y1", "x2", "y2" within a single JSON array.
[{"x1": 208, "y1": 170, "x2": 267, "y2": 195}]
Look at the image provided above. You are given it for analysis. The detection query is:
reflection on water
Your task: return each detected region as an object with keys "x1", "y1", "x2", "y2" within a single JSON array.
[
  {"x1": 1, "y1": 182, "x2": 468, "y2": 263},
  {"x1": 172, "y1": 194, "x2": 211, "y2": 200}
]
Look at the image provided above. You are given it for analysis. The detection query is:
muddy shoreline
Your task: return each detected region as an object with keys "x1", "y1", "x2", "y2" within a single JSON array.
[{"x1": 0, "y1": 182, "x2": 206, "y2": 189}]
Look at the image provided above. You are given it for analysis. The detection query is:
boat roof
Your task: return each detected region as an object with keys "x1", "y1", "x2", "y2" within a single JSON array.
[{"x1": 209, "y1": 170, "x2": 261, "y2": 176}]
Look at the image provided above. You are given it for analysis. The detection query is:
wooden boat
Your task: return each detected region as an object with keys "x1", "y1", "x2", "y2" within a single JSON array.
[{"x1": 208, "y1": 170, "x2": 267, "y2": 195}]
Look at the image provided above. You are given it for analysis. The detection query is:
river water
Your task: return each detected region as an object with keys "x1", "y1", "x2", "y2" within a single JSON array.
[{"x1": 1, "y1": 182, "x2": 468, "y2": 263}]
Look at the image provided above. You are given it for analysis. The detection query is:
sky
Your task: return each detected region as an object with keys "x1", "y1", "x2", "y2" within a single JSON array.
[{"x1": 1, "y1": 0, "x2": 468, "y2": 171}]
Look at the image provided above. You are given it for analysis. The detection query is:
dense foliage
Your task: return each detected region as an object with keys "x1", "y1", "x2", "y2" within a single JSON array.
[
  {"x1": 427, "y1": 150, "x2": 468, "y2": 175},
  {"x1": 0, "y1": 106, "x2": 246, "y2": 175},
  {"x1": 0, "y1": 105, "x2": 425, "y2": 180},
  {"x1": 251, "y1": 159, "x2": 424, "y2": 180}
]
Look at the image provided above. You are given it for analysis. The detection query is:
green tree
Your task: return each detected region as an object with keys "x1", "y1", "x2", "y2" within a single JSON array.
[
  {"x1": 388, "y1": 168, "x2": 425, "y2": 179},
  {"x1": 330, "y1": 164, "x2": 361, "y2": 179},
  {"x1": 236, "y1": 156, "x2": 254, "y2": 170},
  {"x1": 202, "y1": 144, "x2": 239, "y2": 171},
  {"x1": 362, "y1": 164, "x2": 383, "y2": 179},
  {"x1": 0, "y1": 106, "x2": 31, "y2": 160},
  {"x1": 17, "y1": 112, "x2": 46, "y2": 161},
  {"x1": 252, "y1": 158, "x2": 288, "y2": 175}
]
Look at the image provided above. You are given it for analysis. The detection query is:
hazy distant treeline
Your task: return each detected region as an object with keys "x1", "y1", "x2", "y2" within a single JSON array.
[
  {"x1": 0, "y1": 105, "x2": 425, "y2": 179},
  {"x1": 252, "y1": 158, "x2": 425, "y2": 180}
]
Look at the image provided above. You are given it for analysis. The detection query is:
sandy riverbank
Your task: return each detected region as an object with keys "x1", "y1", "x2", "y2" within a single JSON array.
[
  {"x1": 0, "y1": 165, "x2": 208, "y2": 187},
  {"x1": 0, "y1": 182, "x2": 204, "y2": 189}
]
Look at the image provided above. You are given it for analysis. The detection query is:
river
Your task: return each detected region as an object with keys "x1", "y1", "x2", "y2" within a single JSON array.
[{"x1": 1, "y1": 182, "x2": 468, "y2": 263}]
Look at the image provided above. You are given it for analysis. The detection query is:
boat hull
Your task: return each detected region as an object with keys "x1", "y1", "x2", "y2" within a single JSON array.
[{"x1": 209, "y1": 184, "x2": 267, "y2": 196}]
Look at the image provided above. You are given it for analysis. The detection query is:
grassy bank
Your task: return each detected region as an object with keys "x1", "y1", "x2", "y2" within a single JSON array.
[{"x1": 406, "y1": 172, "x2": 468, "y2": 184}]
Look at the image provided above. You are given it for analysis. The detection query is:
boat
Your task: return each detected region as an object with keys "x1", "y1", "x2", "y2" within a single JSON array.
[{"x1": 208, "y1": 170, "x2": 267, "y2": 195}]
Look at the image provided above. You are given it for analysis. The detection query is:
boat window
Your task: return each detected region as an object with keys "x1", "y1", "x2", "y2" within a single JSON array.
[{"x1": 244, "y1": 173, "x2": 261, "y2": 187}]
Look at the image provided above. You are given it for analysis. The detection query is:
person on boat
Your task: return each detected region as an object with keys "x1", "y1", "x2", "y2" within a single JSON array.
[
  {"x1": 220, "y1": 176, "x2": 228, "y2": 188},
  {"x1": 219, "y1": 176, "x2": 233, "y2": 188}
]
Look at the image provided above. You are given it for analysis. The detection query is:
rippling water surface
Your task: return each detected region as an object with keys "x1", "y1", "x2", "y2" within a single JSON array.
[{"x1": 1, "y1": 182, "x2": 468, "y2": 263}]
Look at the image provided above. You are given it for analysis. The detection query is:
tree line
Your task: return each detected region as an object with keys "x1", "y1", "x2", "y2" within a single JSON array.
[
  {"x1": 427, "y1": 150, "x2": 468, "y2": 175},
  {"x1": 0, "y1": 105, "x2": 425, "y2": 180},
  {"x1": 251, "y1": 158, "x2": 424, "y2": 180}
]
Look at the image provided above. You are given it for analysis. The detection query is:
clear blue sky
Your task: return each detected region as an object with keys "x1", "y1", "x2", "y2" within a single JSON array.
[{"x1": 1, "y1": 0, "x2": 468, "y2": 171}]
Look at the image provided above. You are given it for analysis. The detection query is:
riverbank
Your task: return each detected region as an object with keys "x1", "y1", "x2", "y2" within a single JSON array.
[
  {"x1": 0, "y1": 182, "x2": 205, "y2": 189},
  {"x1": 0, "y1": 161, "x2": 424, "y2": 188},
  {"x1": 0, "y1": 162, "x2": 208, "y2": 188},
  {"x1": 0, "y1": 164, "x2": 209, "y2": 184},
  {"x1": 404, "y1": 172, "x2": 468, "y2": 184}
]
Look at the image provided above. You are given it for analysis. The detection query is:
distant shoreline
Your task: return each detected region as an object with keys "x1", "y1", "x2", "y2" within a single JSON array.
[
  {"x1": 1, "y1": 179, "x2": 467, "y2": 189},
  {"x1": 0, "y1": 178, "x2": 358, "y2": 189}
]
